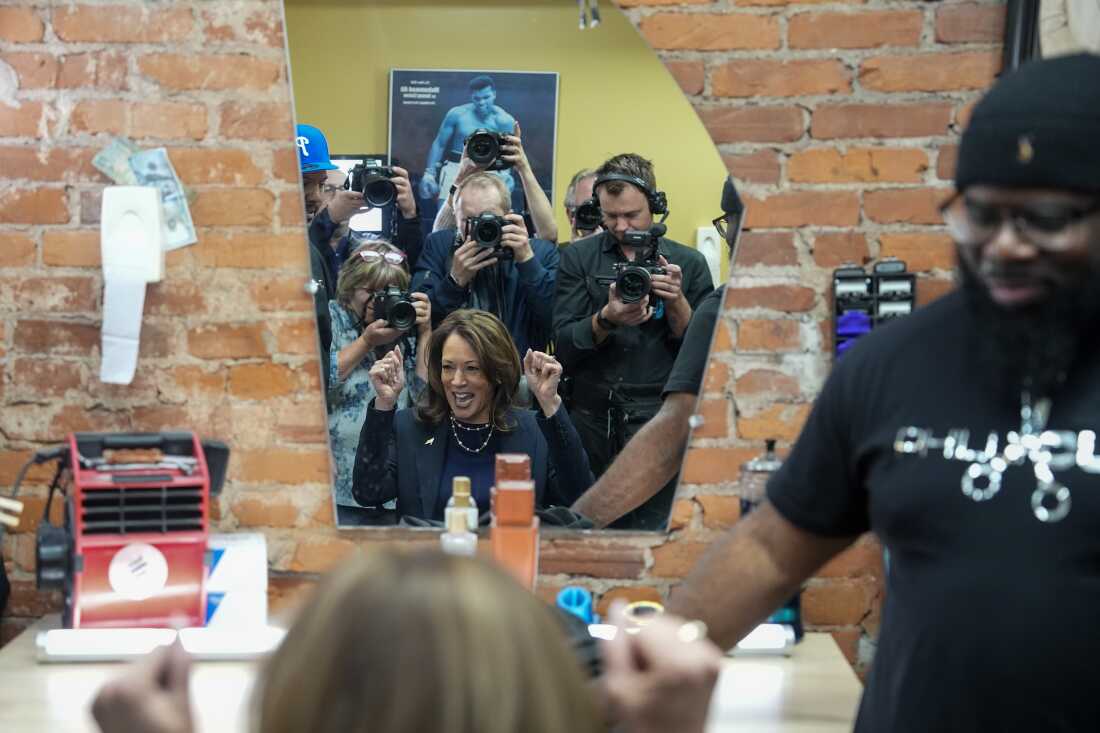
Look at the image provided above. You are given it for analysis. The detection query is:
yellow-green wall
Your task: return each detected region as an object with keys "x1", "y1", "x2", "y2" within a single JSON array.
[{"x1": 284, "y1": 0, "x2": 727, "y2": 256}]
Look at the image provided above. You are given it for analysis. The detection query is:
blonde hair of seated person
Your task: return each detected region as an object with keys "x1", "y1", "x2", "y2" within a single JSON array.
[{"x1": 252, "y1": 550, "x2": 603, "y2": 733}]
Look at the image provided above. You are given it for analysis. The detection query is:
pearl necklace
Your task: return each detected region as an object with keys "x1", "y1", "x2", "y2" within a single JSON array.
[{"x1": 450, "y1": 416, "x2": 494, "y2": 453}]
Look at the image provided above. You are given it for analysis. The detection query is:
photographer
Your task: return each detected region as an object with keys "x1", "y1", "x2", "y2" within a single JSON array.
[
  {"x1": 433, "y1": 122, "x2": 557, "y2": 243},
  {"x1": 330, "y1": 163, "x2": 425, "y2": 272},
  {"x1": 420, "y1": 75, "x2": 517, "y2": 204},
  {"x1": 553, "y1": 154, "x2": 712, "y2": 529},
  {"x1": 328, "y1": 241, "x2": 430, "y2": 526},
  {"x1": 563, "y1": 168, "x2": 599, "y2": 243},
  {"x1": 412, "y1": 171, "x2": 557, "y2": 356},
  {"x1": 297, "y1": 123, "x2": 342, "y2": 391},
  {"x1": 298, "y1": 125, "x2": 424, "y2": 275},
  {"x1": 572, "y1": 177, "x2": 744, "y2": 528},
  {"x1": 324, "y1": 165, "x2": 423, "y2": 271},
  {"x1": 297, "y1": 124, "x2": 424, "y2": 395}
]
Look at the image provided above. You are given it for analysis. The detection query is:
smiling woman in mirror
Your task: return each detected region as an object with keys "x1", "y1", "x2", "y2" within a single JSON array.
[
  {"x1": 328, "y1": 242, "x2": 432, "y2": 526},
  {"x1": 352, "y1": 309, "x2": 593, "y2": 524}
]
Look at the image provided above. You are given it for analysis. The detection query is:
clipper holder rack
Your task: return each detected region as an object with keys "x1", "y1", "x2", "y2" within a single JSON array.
[{"x1": 832, "y1": 258, "x2": 916, "y2": 358}]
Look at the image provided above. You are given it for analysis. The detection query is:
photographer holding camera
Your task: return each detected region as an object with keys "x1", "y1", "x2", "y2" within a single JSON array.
[
  {"x1": 563, "y1": 168, "x2": 600, "y2": 243},
  {"x1": 572, "y1": 177, "x2": 745, "y2": 528},
  {"x1": 420, "y1": 75, "x2": 517, "y2": 203},
  {"x1": 328, "y1": 241, "x2": 431, "y2": 526},
  {"x1": 328, "y1": 162, "x2": 425, "y2": 273},
  {"x1": 298, "y1": 124, "x2": 425, "y2": 398},
  {"x1": 553, "y1": 153, "x2": 713, "y2": 529},
  {"x1": 299, "y1": 125, "x2": 423, "y2": 274},
  {"x1": 432, "y1": 122, "x2": 558, "y2": 244},
  {"x1": 413, "y1": 171, "x2": 558, "y2": 356}
]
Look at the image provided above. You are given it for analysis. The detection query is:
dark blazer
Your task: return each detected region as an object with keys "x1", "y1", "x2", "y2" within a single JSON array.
[
  {"x1": 352, "y1": 404, "x2": 593, "y2": 522},
  {"x1": 411, "y1": 229, "x2": 559, "y2": 355}
]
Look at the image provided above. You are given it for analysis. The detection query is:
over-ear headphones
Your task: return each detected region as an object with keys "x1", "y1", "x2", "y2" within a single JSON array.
[{"x1": 591, "y1": 172, "x2": 668, "y2": 217}]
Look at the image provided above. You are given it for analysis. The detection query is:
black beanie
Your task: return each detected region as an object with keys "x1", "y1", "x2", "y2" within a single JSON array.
[
  {"x1": 721, "y1": 176, "x2": 744, "y2": 215},
  {"x1": 956, "y1": 53, "x2": 1100, "y2": 194}
]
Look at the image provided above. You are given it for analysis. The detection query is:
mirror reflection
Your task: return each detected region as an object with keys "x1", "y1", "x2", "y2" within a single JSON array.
[{"x1": 284, "y1": 0, "x2": 730, "y2": 530}]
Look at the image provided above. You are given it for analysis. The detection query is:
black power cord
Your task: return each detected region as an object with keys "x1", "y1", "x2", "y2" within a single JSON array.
[{"x1": 0, "y1": 446, "x2": 68, "y2": 612}]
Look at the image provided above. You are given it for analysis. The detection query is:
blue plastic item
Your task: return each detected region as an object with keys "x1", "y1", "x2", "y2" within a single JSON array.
[{"x1": 557, "y1": 586, "x2": 595, "y2": 624}]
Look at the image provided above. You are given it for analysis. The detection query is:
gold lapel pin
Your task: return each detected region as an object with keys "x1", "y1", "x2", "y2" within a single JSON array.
[{"x1": 1017, "y1": 135, "x2": 1035, "y2": 164}]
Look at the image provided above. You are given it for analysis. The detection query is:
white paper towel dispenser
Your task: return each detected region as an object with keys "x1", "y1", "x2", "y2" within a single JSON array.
[{"x1": 99, "y1": 186, "x2": 165, "y2": 385}]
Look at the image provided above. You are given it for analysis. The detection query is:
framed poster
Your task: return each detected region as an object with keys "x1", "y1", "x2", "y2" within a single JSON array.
[{"x1": 388, "y1": 69, "x2": 559, "y2": 226}]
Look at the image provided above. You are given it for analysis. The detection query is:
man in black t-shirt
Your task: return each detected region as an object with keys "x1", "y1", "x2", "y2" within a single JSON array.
[
  {"x1": 570, "y1": 177, "x2": 744, "y2": 528},
  {"x1": 668, "y1": 54, "x2": 1100, "y2": 732},
  {"x1": 554, "y1": 154, "x2": 713, "y2": 529}
]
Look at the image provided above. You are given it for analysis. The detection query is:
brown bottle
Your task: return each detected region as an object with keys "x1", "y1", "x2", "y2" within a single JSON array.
[{"x1": 490, "y1": 453, "x2": 538, "y2": 590}]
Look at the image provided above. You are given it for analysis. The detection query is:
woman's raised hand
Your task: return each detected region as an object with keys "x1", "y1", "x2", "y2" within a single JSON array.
[
  {"x1": 523, "y1": 349, "x2": 563, "y2": 418},
  {"x1": 368, "y1": 345, "x2": 405, "y2": 411}
]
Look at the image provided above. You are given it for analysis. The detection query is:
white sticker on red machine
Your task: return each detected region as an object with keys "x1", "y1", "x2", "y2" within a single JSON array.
[{"x1": 108, "y1": 542, "x2": 169, "y2": 601}]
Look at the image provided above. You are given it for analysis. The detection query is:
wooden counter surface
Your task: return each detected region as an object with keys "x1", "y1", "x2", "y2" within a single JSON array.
[{"x1": 0, "y1": 618, "x2": 861, "y2": 732}]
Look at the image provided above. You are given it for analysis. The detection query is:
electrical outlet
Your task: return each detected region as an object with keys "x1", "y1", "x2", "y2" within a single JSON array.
[{"x1": 696, "y1": 225, "x2": 722, "y2": 288}]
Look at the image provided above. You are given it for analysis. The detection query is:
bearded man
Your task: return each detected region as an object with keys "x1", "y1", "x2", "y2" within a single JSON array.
[{"x1": 667, "y1": 53, "x2": 1100, "y2": 732}]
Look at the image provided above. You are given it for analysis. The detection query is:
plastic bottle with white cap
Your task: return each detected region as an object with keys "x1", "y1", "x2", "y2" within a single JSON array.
[{"x1": 440, "y1": 501, "x2": 477, "y2": 557}]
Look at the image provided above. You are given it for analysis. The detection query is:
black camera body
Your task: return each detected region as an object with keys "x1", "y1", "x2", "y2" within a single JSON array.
[
  {"x1": 609, "y1": 259, "x2": 666, "y2": 304},
  {"x1": 597, "y1": 227, "x2": 666, "y2": 304},
  {"x1": 464, "y1": 129, "x2": 512, "y2": 172},
  {"x1": 621, "y1": 227, "x2": 662, "y2": 249},
  {"x1": 463, "y1": 212, "x2": 514, "y2": 261},
  {"x1": 371, "y1": 285, "x2": 417, "y2": 331},
  {"x1": 349, "y1": 164, "x2": 398, "y2": 208},
  {"x1": 573, "y1": 198, "x2": 602, "y2": 233}
]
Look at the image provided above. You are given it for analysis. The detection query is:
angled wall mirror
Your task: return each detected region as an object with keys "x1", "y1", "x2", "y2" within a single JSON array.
[{"x1": 283, "y1": 0, "x2": 729, "y2": 531}]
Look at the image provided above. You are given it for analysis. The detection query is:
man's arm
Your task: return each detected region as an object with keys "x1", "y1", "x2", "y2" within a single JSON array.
[
  {"x1": 501, "y1": 123, "x2": 557, "y2": 243},
  {"x1": 395, "y1": 213, "x2": 423, "y2": 269},
  {"x1": 308, "y1": 206, "x2": 338, "y2": 254},
  {"x1": 432, "y1": 197, "x2": 458, "y2": 233},
  {"x1": 389, "y1": 166, "x2": 423, "y2": 267},
  {"x1": 515, "y1": 238, "x2": 558, "y2": 337},
  {"x1": 571, "y1": 392, "x2": 696, "y2": 526},
  {"x1": 420, "y1": 109, "x2": 458, "y2": 198},
  {"x1": 664, "y1": 250, "x2": 715, "y2": 341},
  {"x1": 517, "y1": 169, "x2": 556, "y2": 243},
  {"x1": 553, "y1": 244, "x2": 651, "y2": 369},
  {"x1": 431, "y1": 153, "x2": 480, "y2": 233},
  {"x1": 667, "y1": 501, "x2": 855, "y2": 650},
  {"x1": 410, "y1": 232, "x2": 468, "y2": 326},
  {"x1": 551, "y1": 244, "x2": 603, "y2": 370}
]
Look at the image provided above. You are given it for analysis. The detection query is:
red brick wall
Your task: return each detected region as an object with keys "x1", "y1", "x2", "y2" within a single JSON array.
[{"x1": 0, "y1": 1, "x2": 1004, "y2": 673}]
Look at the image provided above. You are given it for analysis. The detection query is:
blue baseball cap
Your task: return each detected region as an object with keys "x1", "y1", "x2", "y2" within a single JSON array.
[{"x1": 295, "y1": 124, "x2": 338, "y2": 173}]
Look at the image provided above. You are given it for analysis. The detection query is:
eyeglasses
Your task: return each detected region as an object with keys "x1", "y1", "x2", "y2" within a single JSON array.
[
  {"x1": 357, "y1": 248, "x2": 406, "y2": 266},
  {"x1": 939, "y1": 192, "x2": 1100, "y2": 251},
  {"x1": 711, "y1": 213, "x2": 740, "y2": 240}
]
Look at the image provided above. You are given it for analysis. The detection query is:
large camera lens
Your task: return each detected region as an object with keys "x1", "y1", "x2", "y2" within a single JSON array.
[
  {"x1": 373, "y1": 289, "x2": 417, "y2": 332},
  {"x1": 466, "y1": 131, "x2": 500, "y2": 167},
  {"x1": 574, "y1": 199, "x2": 601, "y2": 233},
  {"x1": 363, "y1": 176, "x2": 396, "y2": 207},
  {"x1": 474, "y1": 218, "x2": 503, "y2": 247},
  {"x1": 616, "y1": 266, "x2": 651, "y2": 304},
  {"x1": 387, "y1": 299, "x2": 417, "y2": 331}
]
